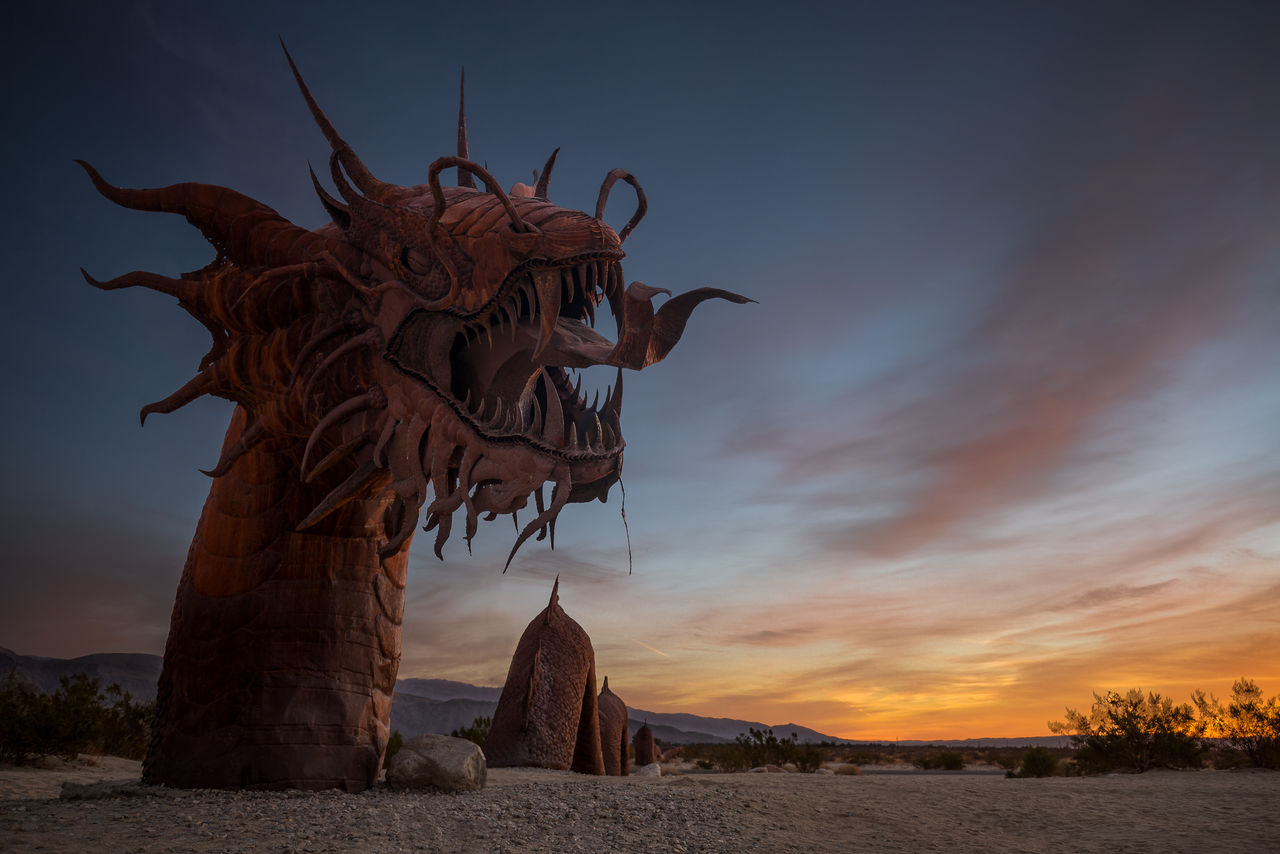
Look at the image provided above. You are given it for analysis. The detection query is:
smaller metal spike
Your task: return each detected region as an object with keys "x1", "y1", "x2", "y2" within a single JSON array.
[
  {"x1": 528, "y1": 397, "x2": 543, "y2": 437},
  {"x1": 543, "y1": 375, "x2": 564, "y2": 445},
  {"x1": 608, "y1": 367, "x2": 623, "y2": 417},
  {"x1": 591, "y1": 412, "x2": 604, "y2": 448}
]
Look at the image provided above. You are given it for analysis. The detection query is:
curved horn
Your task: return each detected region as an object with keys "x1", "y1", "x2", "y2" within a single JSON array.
[
  {"x1": 594, "y1": 168, "x2": 647, "y2": 242},
  {"x1": 308, "y1": 164, "x2": 351, "y2": 229},
  {"x1": 76, "y1": 160, "x2": 321, "y2": 269},
  {"x1": 534, "y1": 147, "x2": 560, "y2": 198},
  {"x1": 425, "y1": 156, "x2": 530, "y2": 233},
  {"x1": 281, "y1": 38, "x2": 397, "y2": 202},
  {"x1": 456, "y1": 68, "x2": 476, "y2": 190}
]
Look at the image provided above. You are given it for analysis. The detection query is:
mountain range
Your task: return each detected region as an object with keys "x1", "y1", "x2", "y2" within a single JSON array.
[{"x1": 1, "y1": 647, "x2": 1064, "y2": 747}]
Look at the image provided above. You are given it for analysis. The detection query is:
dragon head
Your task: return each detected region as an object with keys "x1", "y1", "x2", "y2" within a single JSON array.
[{"x1": 80, "y1": 45, "x2": 751, "y2": 568}]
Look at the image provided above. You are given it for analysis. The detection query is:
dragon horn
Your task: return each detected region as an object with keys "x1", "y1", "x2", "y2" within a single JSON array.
[
  {"x1": 595, "y1": 168, "x2": 647, "y2": 243},
  {"x1": 456, "y1": 68, "x2": 476, "y2": 189},
  {"x1": 534, "y1": 147, "x2": 560, "y2": 199},
  {"x1": 281, "y1": 38, "x2": 396, "y2": 202}
]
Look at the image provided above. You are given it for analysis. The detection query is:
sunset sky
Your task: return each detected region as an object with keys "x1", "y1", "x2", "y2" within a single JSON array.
[{"x1": 2, "y1": 1, "x2": 1277, "y2": 740}]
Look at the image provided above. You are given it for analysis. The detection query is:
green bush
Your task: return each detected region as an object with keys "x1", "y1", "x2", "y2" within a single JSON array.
[
  {"x1": 0, "y1": 672, "x2": 154, "y2": 764},
  {"x1": 1050, "y1": 689, "x2": 1202, "y2": 774},
  {"x1": 913, "y1": 749, "x2": 965, "y2": 771},
  {"x1": 1010, "y1": 746, "x2": 1058, "y2": 778},
  {"x1": 840, "y1": 748, "x2": 887, "y2": 765},
  {"x1": 450, "y1": 716, "x2": 492, "y2": 747},
  {"x1": 1193, "y1": 679, "x2": 1280, "y2": 769}
]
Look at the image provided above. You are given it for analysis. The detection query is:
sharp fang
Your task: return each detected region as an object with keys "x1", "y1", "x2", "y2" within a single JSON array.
[
  {"x1": 573, "y1": 372, "x2": 582, "y2": 402},
  {"x1": 528, "y1": 396, "x2": 543, "y2": 436},
  {"x1": 532, "y1": 269, "x2": 560, "y2": 357},
  {"x1": 608, "y1": 367, "x2": 623, "y2": 417},
  {"x1": 591, "y1": 412, "x2": 604, "y2": 448},
  {"x1": 569, "y1": 422, "x2": 579, "y2": 451},
  {"x1": 543, "y1": 373, "x2": 565, "y2": 445},
  {"x1": 568, "y1": 266, "x2": 580, "y2": 303},
  {"x1": 518, "y1": 369, "x2": 541, "y2": 429},
  {"x1": 590, "y1": 389, "x2": 599, "y2": 412}
]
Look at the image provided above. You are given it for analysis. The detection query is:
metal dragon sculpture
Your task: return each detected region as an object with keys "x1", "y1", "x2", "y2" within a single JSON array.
[{"x1": 79, "y1": 44, "x2": 749, "y2": 791}]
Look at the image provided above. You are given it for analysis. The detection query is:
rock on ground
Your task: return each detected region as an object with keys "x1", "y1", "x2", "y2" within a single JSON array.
[{"x1": 386, "y1": 734, "x2": 486, "y2": 792}]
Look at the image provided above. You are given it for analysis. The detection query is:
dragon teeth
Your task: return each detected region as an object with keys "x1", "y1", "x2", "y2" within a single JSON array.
[
  {"x1": 531, "y1": 269, "x2": 559, "y2": 357},
  {"x1": 542, "y1": 374, "x2": 565, "y2": 446}
]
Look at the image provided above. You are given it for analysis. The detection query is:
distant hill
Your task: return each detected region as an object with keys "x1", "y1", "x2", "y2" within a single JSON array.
[
  {"x1": 626, "y1": 709, "x2": 842, "y2": 744},
  {"x1": 0, "y1": 647, "x2": 1060, "y2": 746},
  {"x1": 0, "y1": 646, "x2": 162, "y2": 701},
  {"x1": 390, "y1": 693, "x2": 498, "y2": 737},
  {"x1": 395, "y1": 678, "x2": 503, "y2": 703}
]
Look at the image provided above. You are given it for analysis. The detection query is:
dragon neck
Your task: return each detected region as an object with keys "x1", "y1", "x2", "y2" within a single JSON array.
[{"x1": 143, "y1": 405, "x2": 409, "y2": 791}]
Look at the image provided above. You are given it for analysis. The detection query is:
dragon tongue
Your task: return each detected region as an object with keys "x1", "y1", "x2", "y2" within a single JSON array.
[{"x1": 530, "y1": 316, "x2": 615, "y2": 368}]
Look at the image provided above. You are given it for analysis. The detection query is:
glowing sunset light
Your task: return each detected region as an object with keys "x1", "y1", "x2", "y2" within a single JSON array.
[{"x1": 2, "y1": 1, "x2": 1276, "y2": 743}]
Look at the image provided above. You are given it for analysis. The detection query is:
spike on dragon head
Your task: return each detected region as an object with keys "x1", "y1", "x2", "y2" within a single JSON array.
[{"x1": 79, "y1": 44, "x2": 751, "y2": 569}]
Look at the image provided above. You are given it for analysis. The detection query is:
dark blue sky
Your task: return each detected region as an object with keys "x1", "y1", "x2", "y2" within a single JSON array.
[{"x1": 2, "y1": 1, "x2": 1277, "y2": 736}]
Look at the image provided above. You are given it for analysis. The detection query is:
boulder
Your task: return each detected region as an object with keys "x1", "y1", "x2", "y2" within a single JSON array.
[
  {"x1": 633, "y1": 762, "x2": 661, "y2": 777},
  {"x1": 386, "y1": 734, "x2": 486, "y2": 792}
]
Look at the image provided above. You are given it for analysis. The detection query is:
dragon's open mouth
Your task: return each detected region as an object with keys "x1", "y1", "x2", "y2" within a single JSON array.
[{"x1": 386, "y1": 255, "x2": 628, "y2": 461}]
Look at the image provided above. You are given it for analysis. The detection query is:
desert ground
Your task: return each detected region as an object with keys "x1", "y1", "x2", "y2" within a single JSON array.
[{"x1": 1, "y1": 757, "x2": 1276, "y2": 853}]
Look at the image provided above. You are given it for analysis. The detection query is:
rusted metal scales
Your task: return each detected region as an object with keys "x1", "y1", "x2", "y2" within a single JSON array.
[{"x1": 80, "y1": 43, "x2": 749, "y2": 791}]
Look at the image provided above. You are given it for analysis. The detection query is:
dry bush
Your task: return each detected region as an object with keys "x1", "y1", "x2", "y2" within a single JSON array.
[{"x1": 1050, "y1": 689, "x2": 1202, "y2": 773}]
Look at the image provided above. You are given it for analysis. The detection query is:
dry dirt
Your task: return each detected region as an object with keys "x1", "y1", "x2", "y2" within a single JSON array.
[{"x1": 1, "y1": 757, "x2": 1276, "y2": 853}]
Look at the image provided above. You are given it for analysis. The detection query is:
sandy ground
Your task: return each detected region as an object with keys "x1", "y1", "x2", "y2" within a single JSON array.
[{"x1": 1, "y1": 758, "x2": 1276, "y2": 853}]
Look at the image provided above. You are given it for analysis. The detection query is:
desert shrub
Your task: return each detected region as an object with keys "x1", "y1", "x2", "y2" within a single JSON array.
[
  {"x1": 841, "y1": 748, "x2": 888, "y2": 765},
  {"x1": 1050, "y1": 689, "x2": 1202, "y2": 774},
  {"x1": 1204, "y1": 745, "x2": 1251, "y2": 770},
  {"x1": 0, "y1": 672, "x2": 154, "y2": 763},
  {"x1": 382, "y1": 729, "x2": 403, "y2": 769},
  {"x1": 731, "y1": 727, "x2": 823, "y2": 772},
  {"x1": 835, "y1": 763, "x2": 862, "y2": 775},
  {"x1": 1009, "y1": 746, "x2": 1058, "y2": 778},
  {"x1": 793, "y1": 744, "x2": 824, "y2": 773},
  {"x1": 985, "y1": 748, "x2": 1025, "y2": 771},
  {"x1": 0, "y1": 674, "x2": 49, "y2": 764},
  {"x1": 913, "y1": 749, "x2": 965, "y2": 771},
  {"x1": 679, "y1": 742, "x2": 739, "y2": 772},
  {"x1": 450, "y1": 716, "x2": 492, "y2": 747},
  {"x1": 1192, "y1": 679, "x2": 1280, "y2": 769}
]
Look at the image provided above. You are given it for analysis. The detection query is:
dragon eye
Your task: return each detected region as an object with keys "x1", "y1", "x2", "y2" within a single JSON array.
[{"x1": 400, "y1": 247, "x2": 430, "y2": 276}]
